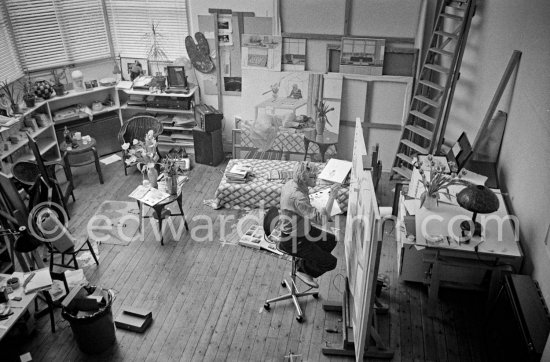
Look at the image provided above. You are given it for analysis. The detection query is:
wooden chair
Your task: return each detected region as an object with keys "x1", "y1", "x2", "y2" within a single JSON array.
[
  {"x1": 118, "y1": 115, "x2": 163, "y2": 175},
  {"x1": 26, "y1": 133, "x2": 75, "y2": 214}
]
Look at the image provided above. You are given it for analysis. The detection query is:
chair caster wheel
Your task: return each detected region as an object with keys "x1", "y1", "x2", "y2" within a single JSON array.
[
  {"x1": 281, "y1": 281, "x2": 286, "y2": 287},
  {"x1": 264, "y1": 303, "x2": 270, "y2": 310},
  {"x1": 296, "y1": 315, "x2": 304, "y2": 323},
  {"x1": 313, "y1": 293, "x2": 319, "y2": 299}
]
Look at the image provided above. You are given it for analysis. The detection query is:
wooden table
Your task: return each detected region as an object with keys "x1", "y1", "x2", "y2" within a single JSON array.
[
  {"x1": 0, "y1": 273, "x2": 37, "y2": 340},
  {"x1": 136, "y1": 180, "x2": 189, "y2": 245},
  {"x1": 61, "y1": 137, "x2": 104, "y2": 184},
  {"x1": 396, "y1": 190, "x2": 523, "y2": 308},
  {"x1": 302, "y1": 130, "x2": 338, "y2": 162}
]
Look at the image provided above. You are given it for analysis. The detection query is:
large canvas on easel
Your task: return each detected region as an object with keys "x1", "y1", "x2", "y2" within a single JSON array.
[{"x1": 344, "y1": 118, "x2": 381, "y2": 360}]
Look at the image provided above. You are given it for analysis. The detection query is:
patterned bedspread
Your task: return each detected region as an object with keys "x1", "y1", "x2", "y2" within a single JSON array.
[
  {"x1": 239, "y1": 129, "x2": 337, "y2": 157},
  {"x1": 214, "y1": 159, "x2": 349, "y2": 212}
]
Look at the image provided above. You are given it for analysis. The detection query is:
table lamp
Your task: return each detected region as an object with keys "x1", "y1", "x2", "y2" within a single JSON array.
[{"x1": 457, "y1": 184, "x2": 499, "y2": 238}]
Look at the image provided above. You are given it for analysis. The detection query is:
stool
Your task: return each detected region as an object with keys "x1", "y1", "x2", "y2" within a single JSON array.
[
  {"x1": 264, "y1": 252, "x2": 318, "y2": 323},
  {"x1": 61, "y1": 138, "x2": 104, "y2": 184},
  {"x1": 261, "y1": 207, "x2": 318, "y2": 323}
]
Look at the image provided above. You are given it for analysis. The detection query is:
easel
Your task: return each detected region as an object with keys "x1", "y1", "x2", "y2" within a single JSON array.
[
  {"x1": 322, "y1": 119, "x2": 394, "y2": 361},
  {"x1": 322, "y1": 217, "x2": 394, "y2": 360}
]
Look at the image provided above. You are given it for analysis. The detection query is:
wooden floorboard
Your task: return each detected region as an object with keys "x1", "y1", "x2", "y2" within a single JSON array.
[{"x1": 1, "y1": 163, "x2": 490, "y2": 362}]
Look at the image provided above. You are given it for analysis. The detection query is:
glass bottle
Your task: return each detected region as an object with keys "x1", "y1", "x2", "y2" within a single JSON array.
[{"x1": 63, "y1": 126, "x2": 72, "y2": 145}]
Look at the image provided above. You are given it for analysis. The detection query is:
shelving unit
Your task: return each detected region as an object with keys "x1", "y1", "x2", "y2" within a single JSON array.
[
  {"x1": 0, "y1": 101, "x2": 59, "y2": 177},
  {"x1": 118, "y1": 86, "x2": 199, "y2": 154}
]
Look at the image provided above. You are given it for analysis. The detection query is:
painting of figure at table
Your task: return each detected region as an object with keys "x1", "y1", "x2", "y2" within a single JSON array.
[{"x1": 241, "y1": 69, "x2": 342, "y2": 136}]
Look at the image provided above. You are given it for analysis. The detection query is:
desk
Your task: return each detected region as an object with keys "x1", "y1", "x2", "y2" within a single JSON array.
[
  {"x1": 137, "y1": 181, "x2": 189, "y2": 245},
  {"x1": 0, "y1": 274, "x2": 37, "y2": 340},
  {"x1": 61, "y1": 138, "x2": 103, "y2": 184},
  {"x1": 396, "y1": 190, "x2": 522, "y2": 305},
  {"x1": 302, "y1": 130, "x2": 338, "y2": 162}
]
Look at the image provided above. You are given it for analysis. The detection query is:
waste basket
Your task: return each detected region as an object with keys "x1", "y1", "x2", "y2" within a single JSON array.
[{"x1": 62, "y1": 287, "x2": 116, "y2": 354}]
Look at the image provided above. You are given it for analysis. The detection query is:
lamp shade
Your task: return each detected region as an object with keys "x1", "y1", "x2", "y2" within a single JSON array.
[{"x1": 457, "y1": 184, "x2": 499, "y2": 214}]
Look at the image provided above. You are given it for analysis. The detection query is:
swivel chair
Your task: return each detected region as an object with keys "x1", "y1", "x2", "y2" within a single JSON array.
[{"x1": 262, "y1": 207, "x2": 318, "y2": 323}]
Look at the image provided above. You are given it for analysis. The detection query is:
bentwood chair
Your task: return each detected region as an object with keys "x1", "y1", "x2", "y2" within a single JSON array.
[
  {"x1": 26, "y1": 133, "x2": 75, "y2": 216},
  {"x1": 262, "y1": 207, "x2": 318, "y2": 323},
  {"x1": 118, "y1": 115, "x2": 163, "y2": 175}
]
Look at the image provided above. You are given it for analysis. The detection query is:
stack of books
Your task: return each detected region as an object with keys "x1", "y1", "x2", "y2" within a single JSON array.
[{"x1": 225, "y1": 164, "x2": 253, "y2": 184}]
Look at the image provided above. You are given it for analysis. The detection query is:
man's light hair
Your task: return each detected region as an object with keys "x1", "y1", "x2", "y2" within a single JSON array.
[{"x1": 293, "y1": 161, "x2": 317, "y2": 185}]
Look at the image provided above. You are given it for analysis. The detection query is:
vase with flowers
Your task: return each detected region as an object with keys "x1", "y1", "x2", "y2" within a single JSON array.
[
  {"x1": 314, "y1": 100, "x2": 334, "y2": 135},
  {"x1": 122, "y1": 130, "x2": 160, "y2": 188},
  {"x1": 161, "y1": 154, "x2": 180, "y2": 195},
  {"x1": 414, "y1": 154, "x2": 471, "y2": 209}
]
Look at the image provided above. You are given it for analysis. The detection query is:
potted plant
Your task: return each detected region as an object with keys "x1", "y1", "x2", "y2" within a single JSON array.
[
  {"x1": 21, "y1": 74, "x2": 36, "y2": 108},
  {"x1": 0, "y1": 79, "x2": 21, "y2": 115},
  {"x1": 314, "y1": 100, "x2": 334, "y2": 135},
  {"x1": 144, "y1": 21, "x2": 168, "y2": 89},
  {"x1": 50, "y1": 68, "x2": 66, "y2": 96}
]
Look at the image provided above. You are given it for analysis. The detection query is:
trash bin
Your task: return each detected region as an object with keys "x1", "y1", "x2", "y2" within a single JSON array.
[{"x1": 62, "y1": 287, "x2": 116, "y2": 354}]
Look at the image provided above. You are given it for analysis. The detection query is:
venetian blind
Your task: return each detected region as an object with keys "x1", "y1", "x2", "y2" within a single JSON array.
[
  {"x1": 5, "y1": 0, "x2": 110, "y2": 71},
  {"x1": 106, "y1": 0, "x2": 189, "y2": 61},
  {"x1": 0, "y1": 8, "x2": 23, "y2": 83}
]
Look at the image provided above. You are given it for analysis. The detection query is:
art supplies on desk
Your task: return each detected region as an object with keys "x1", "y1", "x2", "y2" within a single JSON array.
[
  {"x1": 23, "y1": 268, "x2": 52, "y2": 294},
  {"x1": 129, "y1": 185, "x2": 170, "y2": 206}
]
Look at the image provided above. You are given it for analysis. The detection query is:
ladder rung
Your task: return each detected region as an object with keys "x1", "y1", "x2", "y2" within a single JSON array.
[
  {"x1": 447, "y1": 3, "x2": 467, "y2": 11},
  {"x1": 396, "y1": 153, "x2": 414, "y2": 165},
  {"x1": 415, "y1": 95, "x2": 440, "y2": 108},
  {"x1": 400, "y1": 139, "x2": 429, "y2": 155},
  {"x1": 405, "y1": 125, "x2": 433, "y2": 140},
  {"x1": 425, "y1": 64, "x2": 450, "y2": 74},
  {"x1": 419, "y1": 80, "x2": 444, "y2": 92},
  {"x1": 429, "y1": 47, "x2": 454, "y2": 57},
  {"x1": 434, "y1": 30, "x2": 459, "y2": 40},
  {"x1": 440, "y1": 12, "x2": 464, "y2": 21},
  {"x1": 392, "y1": 166, "x2": 412, "y2": 180},
  {"x1": 410, "y1": 110, "x2": 437, "y2": 125}
]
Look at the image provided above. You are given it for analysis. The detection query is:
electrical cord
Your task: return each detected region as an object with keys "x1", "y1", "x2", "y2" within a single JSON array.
[{"x1": 332, "y1": 273, "x2": 346, "y2": 295}]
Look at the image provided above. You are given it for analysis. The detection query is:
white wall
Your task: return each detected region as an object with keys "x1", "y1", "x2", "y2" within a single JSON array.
[
  {"x1": 188, "y1": 0, "x2": 273, "y2": 142},
  {"x1": 445, "y1": 1, "x2": 550, "y2": 302}
]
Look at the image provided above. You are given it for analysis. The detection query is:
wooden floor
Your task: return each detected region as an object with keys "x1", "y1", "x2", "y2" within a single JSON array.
[{"x1": 3, "y1": 158, "x2": 489, "y2": 361}]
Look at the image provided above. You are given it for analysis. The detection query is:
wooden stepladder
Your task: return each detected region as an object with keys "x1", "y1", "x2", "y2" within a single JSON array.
[{"x1": 391, "y1": 0, "x2": 476, "y2": 180}]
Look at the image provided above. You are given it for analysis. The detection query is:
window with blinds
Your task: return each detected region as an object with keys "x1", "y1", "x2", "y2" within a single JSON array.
[
  {"x1": 5, "y1": 0, "x2": 111, "y2": 71},
  {"x1": 106, "y1": 0, "x2": 189, "y2": 61},
  {"x1": 0, "y1": 10, "x2": 23, "y2": 83}
]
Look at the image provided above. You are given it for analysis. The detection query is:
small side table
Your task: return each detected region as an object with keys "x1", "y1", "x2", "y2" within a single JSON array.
[
  {"x1": 61, "y1": 138, "x2": 104, "y2": 184},
  {"x1": 137, "y1": 182, "x2": 189, "y2": 245},
  {"x1": 303, "y1": 130, "x2": 338, "y2": 162}
]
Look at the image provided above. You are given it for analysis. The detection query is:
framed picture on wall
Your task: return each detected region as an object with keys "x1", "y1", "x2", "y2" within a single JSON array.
[{"x1": 120, "y1": 57, "x2": 149, "y2": 81}]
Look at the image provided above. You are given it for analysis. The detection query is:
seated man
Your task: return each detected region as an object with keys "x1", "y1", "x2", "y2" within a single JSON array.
[{"x1": 275, "y1": 161, "x2": 340, "y2": 287}]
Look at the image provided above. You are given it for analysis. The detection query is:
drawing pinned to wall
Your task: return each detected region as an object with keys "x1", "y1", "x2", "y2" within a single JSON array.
[
  {"x1": 223, "y1": 77, "x2": 242, "y2": 93},
  {"x1": 217, "y1": 14, "x2": 232, "y2": 34},
  {"x1": 218, "y1": 34, "x2": 233, "y2": 46},
  {"x1": 241, "y1": 34, "x2": 282, "y2": 71},
  {"x1": 340, "y1": 37, "x2": 386, "y2": 76},
  {"x1": 282, "y1": 38, "x2": 306, "y2": 71}
]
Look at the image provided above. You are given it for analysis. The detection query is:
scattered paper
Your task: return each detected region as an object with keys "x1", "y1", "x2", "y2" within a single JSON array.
[
  {"x1": 460, "y1": 169, "x2": 488, "y2": 185},
  {"x1": 100, "y1": 154, "x2": 121, "y2": 165},
  {"x1": 20, "y1": 352, "x2": 33, "y2": 362}
]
